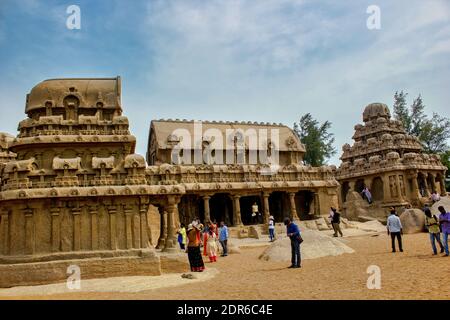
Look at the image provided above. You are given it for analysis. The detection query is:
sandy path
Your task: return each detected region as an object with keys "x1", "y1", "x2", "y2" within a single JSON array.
[{"x1": 1, "y1": 233, "x2": 449, "y2": 300}]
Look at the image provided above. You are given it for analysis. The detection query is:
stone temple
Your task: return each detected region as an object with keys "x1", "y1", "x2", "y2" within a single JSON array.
[
  {"x1": 0, "y1": 77, "x2": 339, "y2": 287},
  {"x1": 336, "y1": 103, "x2": 447, "y2": 220}
]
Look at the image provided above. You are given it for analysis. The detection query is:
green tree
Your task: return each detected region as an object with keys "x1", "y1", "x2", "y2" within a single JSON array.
[
  {"x1": 393, "y1": 91, "x2": 409, "y2": 132},
  {"x1": 439, "y1": 150, "x2": 450, "y2": 190},
  {"x1": 293, "y1": 113, "x2": 336, "y2": 166},
  {"x1": 409, "y1": 95, "x2": 427, "y2": 137},
  {"x1": 419, "y1": 113, "x2": 450, "y2": 154},
  {"x1": 392, "y1": 92, "x2": 450, "y2": 154}
]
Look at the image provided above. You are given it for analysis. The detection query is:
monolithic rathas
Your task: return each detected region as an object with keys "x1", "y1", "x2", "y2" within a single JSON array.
[
  {"x1": 0, "y1": 77, "x2": 339, "y2": 287},
  {"x1": 336, "y1": 103, "x2": 447, "y2": 220}
]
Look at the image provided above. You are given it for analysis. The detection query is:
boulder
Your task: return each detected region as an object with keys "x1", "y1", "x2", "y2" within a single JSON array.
[
  {"x1": 259, "y1": 229, "x2": 354, "y2": 262},
  {"x1": 431, "y1": 196, "x2": 450, "y2": 217},
  {"x1": 399, "y1": 209, "x2": 425, "y2": 234}
]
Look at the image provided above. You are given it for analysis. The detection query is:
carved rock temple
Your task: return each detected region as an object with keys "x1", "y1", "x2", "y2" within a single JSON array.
[
  {"x1": 0, "y1": 77, "x2": 339, "y2": 287},
  {"x1": 147, "y1": 119, "x2": 339, "y2": 241},
  {"x1": 0, "y1": 133, "x2": 16, "y2": 164},
  {"x1": 336, "y1": 103, "x2": 447, "y2": 220}
]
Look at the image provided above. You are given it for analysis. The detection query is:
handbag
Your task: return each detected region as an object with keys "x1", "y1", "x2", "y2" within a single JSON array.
[{"x1": 297, "y1": 234, "x2": 304, "y2": 244}]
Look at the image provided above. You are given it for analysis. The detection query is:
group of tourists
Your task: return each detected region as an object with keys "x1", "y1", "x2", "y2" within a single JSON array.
[
  {"x1": 424, "y1": 205, "x2": 449, "y2": 256},
  {"x1": 178, "y1": 219, "x2": 230, "y2": 272},
  {"x1": 179, "y1": 201, "x2": 450, "y2": 273},
  {"x1": 386, "y1": 205, "x2": 449, "y2": 256}
]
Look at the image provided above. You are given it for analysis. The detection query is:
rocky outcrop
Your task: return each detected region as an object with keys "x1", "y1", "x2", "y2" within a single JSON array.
[
  {"x1": 399, "y1": 209, "x2": 425, "y2": 234},
  {"x1": 259, "y1": 229, "x2": 354, "y2": 262}
]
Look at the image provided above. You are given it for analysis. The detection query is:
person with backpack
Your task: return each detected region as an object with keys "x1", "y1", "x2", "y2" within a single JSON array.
[{"x1": 424, "y1": 208, "x2": 444, "y2": 255}]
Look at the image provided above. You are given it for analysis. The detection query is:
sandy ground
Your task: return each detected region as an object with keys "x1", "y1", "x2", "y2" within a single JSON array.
[{"x1": 1, "y1": 232, "x2": 449, "y2": 300}]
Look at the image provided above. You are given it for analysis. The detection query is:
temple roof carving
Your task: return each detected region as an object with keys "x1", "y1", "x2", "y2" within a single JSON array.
[
  {"x1": 337, "y1": 103, "x2": 447, "y2": 179},
  {"x1": 25, "y1": 77, "x2": 121, "y2": 113}
]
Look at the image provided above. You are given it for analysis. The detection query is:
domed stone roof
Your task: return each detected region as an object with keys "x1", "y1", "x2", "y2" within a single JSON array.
[
  {"x1": 25, "y1": 77, "x2": 121, "y2": 113},
  {"x1": 362, "y1": 103, "x2": 391, "y2": 122}
]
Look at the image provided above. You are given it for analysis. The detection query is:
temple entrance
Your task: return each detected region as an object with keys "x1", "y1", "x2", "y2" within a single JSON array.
[
  {"x1": 269, "y1": 192, "x2": 289, "y2": 223},
  {"x1": 239, "y1": 195, "x2": 262, "y2": 225},
  {"x1": 341, "y1": 181, "x2": 350, "y2": 202},
  {"x1": 418, "y1": 173, "x2": 427, "y2": 196},
  {"x1": 210, "y1": 193, "x2": 233, "y2": 226},
  {"x1": 436, "y1": 173, "x2": 444, "y2": 194},
  {"x1": 427, "y1": 174, "x2": 436, "y2": 193},
  {"x1": 355, "y1": 179, "x2": 365, "y2": 193},
  {"x1": 371, "y1": 177, "x2": 384, "y2": 202},
  {"x1": 178, "y1": 194, "x2": 204, "y2": 225},
  {"x1": 295, "y1": 191, "x2": 314, "y2": 220}
]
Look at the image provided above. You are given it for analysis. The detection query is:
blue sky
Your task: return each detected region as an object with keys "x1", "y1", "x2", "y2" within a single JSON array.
[{"x1": 0, "y1": 0, "x2": 449, "y2": 165}]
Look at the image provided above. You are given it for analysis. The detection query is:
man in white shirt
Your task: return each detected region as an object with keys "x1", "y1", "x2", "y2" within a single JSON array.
[{"x1": 387, "y1": 207, "x2": 403, "y2": 252}]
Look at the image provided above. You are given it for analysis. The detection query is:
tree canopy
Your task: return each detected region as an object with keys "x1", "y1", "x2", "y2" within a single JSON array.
[
  {"x1": 392, "y1": 92, "x2": 450, "y2": 154},
  {"x1": 293, "y1": 113, "x2": 336, "y2": 166}
]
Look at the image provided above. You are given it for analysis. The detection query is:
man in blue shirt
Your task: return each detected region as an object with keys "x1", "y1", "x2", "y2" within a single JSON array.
[
  {"x1": 284, "y1": 217, "x2": 301, "y2": 268},
  {"x1": 219, "y1": 221, "x2": 229, "y2": 257}
]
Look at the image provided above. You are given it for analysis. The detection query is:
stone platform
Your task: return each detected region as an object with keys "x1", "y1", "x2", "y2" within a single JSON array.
[{"x1": 0, "y1": 249, "x2": 162, "y2": 288}]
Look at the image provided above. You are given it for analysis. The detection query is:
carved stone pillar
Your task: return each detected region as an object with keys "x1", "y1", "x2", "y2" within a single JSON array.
[
  {"x1": 156, "y1": 206, "x2": 167, "y2": 249},
  {"x1": 289, "y1": 192, "x2": 300, "y2": 221},
  {"x1": 124, "y1": 205, "x2": 134, "y2": 249},
  {"x1": 203, "y1": 195, "x2": 211, "y2": 223},
  {"x1": 163, "y1": 196, "x2": 179, "y2": 253},
  {"x1": 263, "y1": 192, "x2": 270, "y2": 223},
  {"x1": 411, "y1": 174, "x2": 420, "y2": 199},
  {"x1": 430, "y1": 174, "x2": 438, "y2": 193},
  {"x1": 0, "y1": 208, "x2": 10, "y2": 255},
  {"x1": 440, "y1": 176, "x2": 447, "y2": 196},
  {"x1": 395, "y1": 175, "x2": 402, "y2": 200},
  {"x1": 383, "y1": 175, "x2": 391, "y2": 200},
  {"x1": 422, "y1": 173, "x2": 430, "y2": 197},
  {"x1": 132, "y1": 207, "x2": 141, "y2": 249},
  {"x1": 314, "y1": 192, "x2": 320, "y2": 216},
  {"x1": 233, "y1": 195, "x2": 243, "y2": 226},
  {"x1": 107, "y1": 205, "x2": 118, "y2": 250},
  {"x1": 139, "y1": 202, "x2": 149, "y2": 248},
  {"x1": 24, "y1": 207, "x2": 35, "y2": 255},
  {"x1": 72, "y1": 207, "x2": 82, "y2": 251},
  {"x1": 89, "y1": 205, "x2": 99, "y2": 251},
  {"x1": 50, "y1": 207, "x2": 61, "y2": 252}
]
